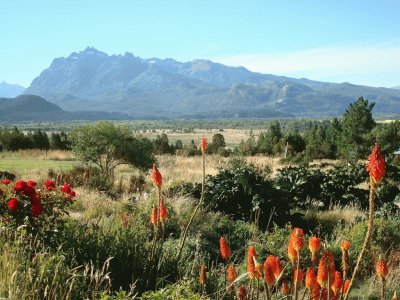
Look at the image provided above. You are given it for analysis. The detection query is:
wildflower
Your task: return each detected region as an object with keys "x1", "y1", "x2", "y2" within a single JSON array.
[
  {"x1": 288, "y1": 239, "x2": 298, "y2": 266},
  {"x1": 15, "y1": 180, "x2": 28, "y2": 193},
  {"x1": 247, "y1": 246, "x2": 259, "y2": 279},
  {"x1": 310, "y1": 285, "x2": 320, "y2": 300},
  {"x1": 376, "y1": 256, "x2": 389, "y2": 280},
  {"x1": 2, "y1": 179, "x2": 11, "y2": 185},
  {"x1": 343, "y1": 279, "x2": 350, "y2": 294},
  {"x1": 366, "y1": 144, "x2": 385, "y2": 185},
  {"x1": 7, "y1": 198, "x2": 19, "y2": 211},
  {"x1": 309, "y1": 236, "x2": 321, "y2": 264},
  {"x1": 227, "y1": 263, "x2": 237, "y2": 286},
  {"x1": 305, "y1": 267, "x2": 317, "y2": 290},
  {"x1": 293, "y1": 269, "x2": 303, "y2": 286},
  {"x1": 31, "y1": 203, "x2": 43, "y2": 217},
  {"x1": 200, "y1": 136, "x2": 208, "y2": 154},
  {"x1": 341, "y1": 240, "x2": 351, "y2": 252},
  {"x1": 199, "y1": 263, "x2": 207, "y2": 285},
  {"x1": 265, "y1": 255, "x2": 283, "y2": 278},
  {"x1": 291, "y1": 228, "x2": 305, "y2": 252},
  {"x1": 331, "y1": 271, "x2": 343, "y2": 296},
  {"x1": 263, "y1": 260, "x2": 275, "y2": 287},
  {"x1": 44, "y1": 179, "x2": 56, "y2": 191},
  {"x1": 61, "y1": 183, "x2": 72, "y2": 194},
  {"x1": 317, "y1": 257, "x2": 329, "y2": 287},
  {"x1": 238, "y1": 285, "x2": 247, "y2": 300},
  {"x1": 159, "y1": 199, "x2": 167, "y2": 223},
  {"x1": 151, "y1": 164, "x2": 162, "y2": 189},
  {"x1": 219, "y1": 236, "x2": 231, "y2": 260},
  {"x1": 150, "y1": 207, "x2": 158, "y2": 226},
  {"x1": 281, "y1": 281, "x2": 290, "y2": 296},
  {"x1": 27, "y1": 180, "x2": 37, "y2": 187}
]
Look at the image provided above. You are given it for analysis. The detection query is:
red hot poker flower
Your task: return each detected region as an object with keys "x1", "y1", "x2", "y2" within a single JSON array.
[
  {"x1": 199, "y1": 263, "x2": 207, "y2": 285},
  {"x1": 219, "y1": 236, "x2": 231, "y2": 260},
  {"x1": 291, "y1": 228, "x2": 305, "y2": 252},
  {"x1": 343, "y1": 279, "x2": 350, "y2": 295},
  {"x1": 266, "y1": 255, "x2": 283, "y2": 278},
  {"x1": 200, "y1": 136, "x2": 208, "y2": 154},
  {"x1": 227, "y1": 263, "x2": 238, "y2": 285},
  {"x1": 247, "y1": 246, "x2": 258, "y2": 279},
  {"x1": 331, "y1": 271, "x2": 343, "y2": 295},
  {"x1": 293, "y1": 269, "x2": 304, "y2": 286},
  {"x1": 281, "y1": 281, "x2": 290, "y2": 296},
  {"x1": 376, "y1": 256, "x2": 389, "y2": 279},
  {"x1": 305, "y1": 267, "x2": 318, "y2": 290},
  {"x1": 238, "y1": 285, "x2": 247, "y2": 300},
  {"x1": 263, "y1": 260, "x2": 275, "y2": 287},
  {"x1": 150, "y1": 207, "x2": 158, "y2": 226},
  {"x1": 366, "y1": 144, "x2": 385, "y2": 184},
  {"x1": 159, "y1": 199, "x2": 167, "y2": 223},
  {"x1": 309, "y1": 236, "x2": 321, "y2": 264},
  {"x1": 317, "y1": 257, "x2": 329, "y2": 287},
  {"x1": 341, "y1": 240, "x2": 351, "y2": 252},
  {"x1": 151, "y1": 164, "x2": 162, "y2": 189}
]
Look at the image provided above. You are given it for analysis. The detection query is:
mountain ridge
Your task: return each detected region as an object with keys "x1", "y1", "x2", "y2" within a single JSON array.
[{"x1": 24, "y1": 47, "x2": 400, "y2": 118}]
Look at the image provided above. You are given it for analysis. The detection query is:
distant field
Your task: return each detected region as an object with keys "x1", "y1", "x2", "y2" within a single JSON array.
[{"x1": 142, "y1": 128, "x2": 263, "y2": 148}]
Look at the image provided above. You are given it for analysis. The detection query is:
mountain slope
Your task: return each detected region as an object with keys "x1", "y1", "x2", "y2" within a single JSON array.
[
  {"x1": 24, "y1": 47, "x2": 400, "y2": 118},
  {"x1": 0, "y1": 81, "x2": 25, "y2": 98}
]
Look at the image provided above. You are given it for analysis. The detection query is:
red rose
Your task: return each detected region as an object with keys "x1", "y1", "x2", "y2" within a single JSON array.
[
  {"x1": 23, "y1": 186, "x2": 36, "y2": 198},
  {"x1": 31, "y1": 203, "x2": 43, "y2": 217},
  {"x1": 15, "y1": 180, "x2": 28, "y2": 192},
  {"x1": 30, "y1": 193, "x2": 41, "y2": 204},
  {"x1": 61, "y1": 183, "x2": 72, "y2": 194},
  {"x1": 27, "y1": 180, "x2": 37, "y2": 187},
  {"x1": 44, "y1": 179, "x2": 56, "y2": 191},
  {"x1": 2, "y1": 179, "x2": 11, "y2": 185},
  {"x1": 7, "y1": 198, "x2": 19, "y2": 211}
]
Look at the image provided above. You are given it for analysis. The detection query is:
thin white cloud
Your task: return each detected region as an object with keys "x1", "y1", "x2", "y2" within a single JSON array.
[{"x1": 215, "y1": 43, "x2": 400, "y2": 87}]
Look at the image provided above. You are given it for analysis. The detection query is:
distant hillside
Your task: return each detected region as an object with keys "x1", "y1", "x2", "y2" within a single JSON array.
[
  {"x1": 0, "y1": 81, "x2": 25, "y2": 98},
  {"x1": 0, "y1": 94, "x2": 130, "y2": 122},
  {"x1": 25, "y1": 47, "x2": 400, "y2": 118}
]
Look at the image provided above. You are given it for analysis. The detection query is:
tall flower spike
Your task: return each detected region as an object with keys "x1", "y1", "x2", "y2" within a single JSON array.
[
  {"x1": 309, "y1": 236, "x2": 321, "y2": 265},
  {"x1": 331, "y1": 271, "x2": 343, "y2": 296},
  {"x1": 227, "y1": 263, "x2": 238, "y2": 286},
  {"x1": 281, "y1": 281, "x2": 290, "y2": 296},
  {"x1": 219, "y1": 236, "x2": 231, "y2": 260},
  {"x1": 247, "y1": 246, "x2": 259, "y2": 279},
  {"x1": 366, "y1": 144, "x2": 385, "y2": 185},
  {"x1": 159, "y1": 199, "x2": 167, "y2": 223},
  {"x1": 288, "y1": 239, "x2": 298, "y2": 266},
  {"x1": 151, "y1": 164, "x2": 162, "y2": 189},
  {"x1": 317, "y1": 257, "x2": 329, "y2": 287},
  {"x1": 200, "y1": 136, "x2": 208, "y2": 154},
  {"x1": 293, "y1": 269, "x2": 304, "y2": 286},
  {"x1": 343, "y1": 279, "x2": 350, "y2": 294},
  {"x1": 265, "y1": 255, "x2": 283, "y2": 279},
  {"x1": 310, "y1": 285, "x2": 320, "y2": 300},
  {"x1": 305, "y1": 267, "x2": 317, "y2": 290},
  {"x1": 376, "y1": 256, "x2": 389, "y2": 280},
  {"x1": 263, "y1": 260, "x2": 275, "y2": 287},
  {"x1": 199, "y1": 263, "x2": 207, "y2": 285},
  {"x1": 341, "y1": 240, "x2": 351, "y2": 275},
  {"x1": 238, "y1": 285, "x2": 247, "y2": 300},
  {"x1": 150, "y1": 207, "x2": 158, "y2": 226}
]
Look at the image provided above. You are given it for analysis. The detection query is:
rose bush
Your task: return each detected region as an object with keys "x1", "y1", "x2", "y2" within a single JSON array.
[{"x1": 0, "y1": 178, "x2": 76, "y2": 232}]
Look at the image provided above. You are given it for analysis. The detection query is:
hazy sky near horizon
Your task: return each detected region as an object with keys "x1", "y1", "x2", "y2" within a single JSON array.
[{"x1": 1, "y1": 0, "x2": 400, "y2": 87}]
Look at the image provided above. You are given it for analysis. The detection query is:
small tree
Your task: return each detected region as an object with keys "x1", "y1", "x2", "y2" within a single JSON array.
[
  {"x1": 70, "y1": 121, "x2": 155, "y2": 181},
  {"x1": 210, "y1": 133, "x2": 226, "y2": 154}
]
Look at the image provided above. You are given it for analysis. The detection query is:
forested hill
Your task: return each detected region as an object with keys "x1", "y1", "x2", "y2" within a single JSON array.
[{"x1": 24, "y1": 47, "x2": 400, "y2": 118}]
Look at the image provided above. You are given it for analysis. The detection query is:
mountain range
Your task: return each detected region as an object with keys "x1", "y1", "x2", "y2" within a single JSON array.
[
  {"x1": 0, "y1": 94, "x2": 129, "y2": 122},
  {"x1": 0, "y1": 81, "x2": 25, "y2": 98},
  {"x1": 18, "y1": 47, "x2": 400, "y2": 119}
]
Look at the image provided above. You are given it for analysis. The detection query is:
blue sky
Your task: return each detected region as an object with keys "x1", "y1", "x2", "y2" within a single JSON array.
[{"x1": 1, "y1": 0, "x2": 399, "y2": 87}]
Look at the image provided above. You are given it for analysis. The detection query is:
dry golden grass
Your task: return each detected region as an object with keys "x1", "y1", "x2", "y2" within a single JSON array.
[
  {"x1": 142, "y1": 128, "x2": 264, "y2": 148},
  {"x1": 1, "y1": 149, "x2": 74, "y2": 160}
]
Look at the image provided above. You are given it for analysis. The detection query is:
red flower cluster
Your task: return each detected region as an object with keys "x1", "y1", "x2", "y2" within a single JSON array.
[
  {"x1": 366, "y1": 144, "x2": 385, "y2": 184},
  {"x1": 1, "y1": 178, "x2": 76, "y2": 222},
  {"x1": 219, "y1": 236, "x2": 231, "y2": 260}
]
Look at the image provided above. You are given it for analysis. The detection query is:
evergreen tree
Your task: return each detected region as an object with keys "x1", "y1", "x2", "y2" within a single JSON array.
[{"x1": 339, "y1": 97, "x2": 375, "y2": 160}]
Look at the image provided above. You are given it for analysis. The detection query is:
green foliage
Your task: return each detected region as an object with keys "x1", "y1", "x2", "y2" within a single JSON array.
[
  {"x1": 153, "y1": 133, "x2": 173, "y2": 155},
  {"x1": 70, "y1": 121, "x2": 155, "y2": 180},
  {"x1": 204, "y1": 159, "x2": 290, "y2": 228},
  {"x1": 339, "y1": 97, "x2": 376, "y2": 161},
  {"x1": 141, "y1": 280, "x2": 206, "y2": 300},
  {"x1": 209, "y1": 133, "x2": 226, "y2": 154},
  {"x1": 50, "y1": 131, "x2": 71, "y2": 150}
]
